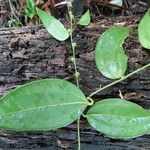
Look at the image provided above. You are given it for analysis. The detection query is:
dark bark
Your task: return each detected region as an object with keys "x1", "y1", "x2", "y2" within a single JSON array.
[{"x1": 0, "y1": 15, "x2": 150, "y2": 149}]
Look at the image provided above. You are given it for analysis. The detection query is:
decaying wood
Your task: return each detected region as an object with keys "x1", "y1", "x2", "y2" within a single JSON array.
[{"x1": 0, "y1": 15, "x2": 150, "y2": 149}]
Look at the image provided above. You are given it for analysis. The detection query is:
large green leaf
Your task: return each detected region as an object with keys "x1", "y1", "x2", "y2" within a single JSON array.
[
  {"x1": 36, "y1": 8, "x2": 69, "y2": 41},
  {"x1": 0, "y1": 79, "x2": 88, "y2": 131},
  {"x1": 138, "y1": 9, "x2": 150, "y2": 49},
  {"x1": 25, "y1": 0, "x2": 36, "y2": 19},
  {"x1": 77, "y1": 10, "x2": 91, "y2": 26},
  {"x1": 95, "y1": 27, "x2": 129, "y2": 79},
  {"x1": 87, "y1": 98, "x2": 150, "y2": 139}
]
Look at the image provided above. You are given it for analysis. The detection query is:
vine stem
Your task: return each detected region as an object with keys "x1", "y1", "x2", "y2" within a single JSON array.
[
  {"x1": 67, "y1": 3, "x2": 80, "y2": 150},
  {"x1": 89, "y1": 63, "x2": 150, "y2": 98}
]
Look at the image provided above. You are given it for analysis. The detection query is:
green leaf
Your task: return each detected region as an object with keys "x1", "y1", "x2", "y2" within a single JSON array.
[
  {"x1": 7, "y1": 19, "x2": 21, "y2": 28},
  {"x1": 86, "y1": 98, "x2": 150, "y2": 139},
  {"x1": 78, "y1": 10, "x2": 91, "y2": 26},
  {"x1": 25, "y1": 0, "x2": 36, "y2": 19},
  {"x1": 36, "y1": 7, "x2": 69, "y2": 41},
  {"x1": 138, "y1": 9, "x2": 150, "y2": 49},
  {"x1": 95, "y1": 27, "x2": 129, "y2": 79},
  {"x1": 0, "y1": 79, "x2": 88, "y2": 131}
]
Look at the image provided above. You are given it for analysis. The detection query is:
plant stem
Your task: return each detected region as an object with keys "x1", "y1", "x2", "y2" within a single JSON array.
[
  {"x1": 67, "y1": 3, "x2": 80, "y2": 150},
  {"x1": 70, "y1": 25, "x2": 79, "y2": 87},
  {"x1": 89, "y1": 63, "x2": 150, "y2": 98},
  {"x1": 77, "y1": 116, "x2": 81, "y2": 150}
]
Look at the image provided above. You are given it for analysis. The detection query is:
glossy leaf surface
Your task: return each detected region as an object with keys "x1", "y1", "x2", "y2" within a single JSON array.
[
  {"x1": 25, "y1": 0, "x2": 36, "y2": 19},
  {"x1": 87, "y1": 98, "x2": 150, "y2": 139},
  {"x1": 95, "y1": 27, "x2": 129, "y2": 79},
  {"x1": 78, "y1": 10, "x2": 91, "y2": 26},
  {"x1": 0, "y1": 79, "x2": 88, "y2": 131},
  {"x1": 36, "y1": 8, "x2": 69, "y2": 41},
  {"x1": 138, "y1": 9, "x2": 150, "y2": 49}
]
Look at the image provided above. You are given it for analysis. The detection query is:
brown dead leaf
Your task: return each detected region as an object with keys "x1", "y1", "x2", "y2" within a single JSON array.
[
  {"x1": 57, "y1": 140, "x2": 71, "y2": 149},
  {"x1": 124, "y1": 92, "x2": 142, "y2": 100}
]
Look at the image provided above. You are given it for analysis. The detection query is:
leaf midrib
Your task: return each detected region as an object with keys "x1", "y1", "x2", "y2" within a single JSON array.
[
  {"x1": 0, "y1": 106, "x2": 86, "y2": 131},
  {"x1": 0, "y1": 101, "x2": 87, "y2": 118},
  {"x1": 87, "y1": 113, "x2": 150, "y2": 118}
]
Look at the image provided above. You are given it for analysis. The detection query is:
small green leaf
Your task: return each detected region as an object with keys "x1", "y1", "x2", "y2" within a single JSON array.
[
  {"x1": 0, "y1": 79, "x2": 88, "y2": 131},
  {"x1": 7, "y1": 19, "x2": 21, "y2": 27},
  {"x1": 36, "y1": 7, "x2": 69, "y2": 41},
  {"x1": 138, "y1": 9, "x2": 150, "y2": 49},
  {"x1": 77, "y1": 10, "x2": 91, "y2": 26},
  {"x1": 87, "y1": 98, "x2": 150, "y2": 139},
  {"x1": 95, "y1": 27, "x2": 129, "y2": 79},
  {"x1": 25, "y1": 0, "x2": 36, "y2": 19}
]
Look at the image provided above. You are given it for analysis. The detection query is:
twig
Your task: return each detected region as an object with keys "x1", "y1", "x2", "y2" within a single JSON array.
[{"x1": 7, "y1": 0, "x2": 23, "y2": 26}]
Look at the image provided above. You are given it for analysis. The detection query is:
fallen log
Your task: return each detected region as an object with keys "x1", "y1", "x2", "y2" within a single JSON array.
[{"x1": 0, "y1": 15, "x2": 150, "y2": 149}]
